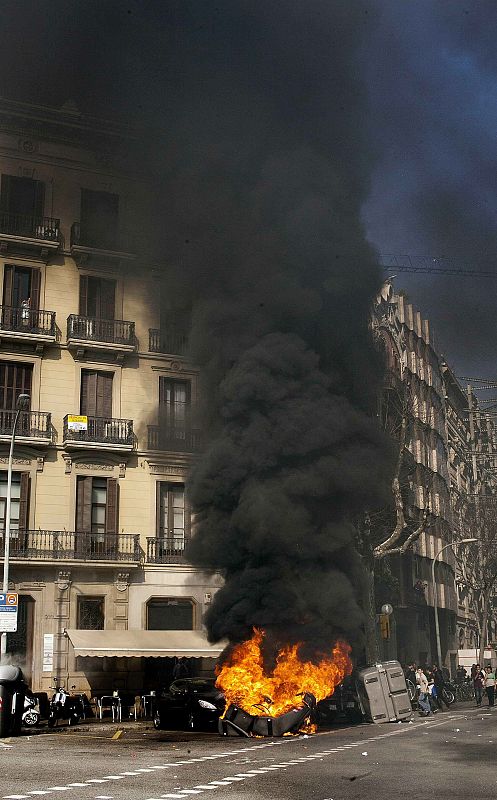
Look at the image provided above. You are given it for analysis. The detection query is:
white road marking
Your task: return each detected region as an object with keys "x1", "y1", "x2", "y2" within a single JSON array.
[
  {"x1": 3, "y1": 795, "x2": 29, "y2": 799},
  {"x1": 28, "y1": 793, "x2": 52, "y2": 797}
]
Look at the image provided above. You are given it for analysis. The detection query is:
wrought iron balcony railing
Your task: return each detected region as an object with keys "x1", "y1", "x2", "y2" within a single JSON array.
[
  {"x1": 149, "y1": 328, "x2": 189, "y2": 356},
  {"x1": 0, "y1": 212, "x2": 61, "y2": 242},
  {"x1": 67, "y1": 315, "x2": 135, "y2": 346},
  {"x1": 70, "y1": 222, "x2": 135, "y2": 253},
  {"x1": 0, "y1": 409, "x2": 51, "y2": 439},
  {"x1": 63, "y1": 415, "x2": 134, "y2": 447},
  {"x1": 147, "y1": 425, "x2": 201, "y2": 452},
  {"x1": 2, "y1": 530, "x2": 141, "y2": 562},
  {"x1": 146, "y1": 536, "x2": 188, "y2": 564},
  {"x1": 0, "y1": 306, "x2": 56, "y2": 336}
]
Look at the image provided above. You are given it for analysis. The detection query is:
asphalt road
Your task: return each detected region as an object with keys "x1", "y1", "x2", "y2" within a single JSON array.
[{"x1": 1, "y1": 704, "x2": 496, "y2": 800}]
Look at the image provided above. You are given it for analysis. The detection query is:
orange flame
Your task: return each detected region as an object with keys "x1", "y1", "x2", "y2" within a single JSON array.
[{"x1": 216, "y1": 628, "x2": 352, "y2": 720}]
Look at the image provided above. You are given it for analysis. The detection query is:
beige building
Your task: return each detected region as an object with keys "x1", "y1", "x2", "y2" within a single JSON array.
[{"x1": 0, "y1": 98, "x2": 222, "y2": 697}]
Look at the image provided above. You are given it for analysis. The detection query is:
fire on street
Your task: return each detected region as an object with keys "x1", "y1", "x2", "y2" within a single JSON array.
[{"x1": 0, "y1": 706, "x2": 495, "y2": 800}]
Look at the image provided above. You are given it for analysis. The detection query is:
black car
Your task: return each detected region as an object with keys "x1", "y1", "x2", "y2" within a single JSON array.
[
  {"x1": 317, "y1": 676, "x2": 364, "y2": 725},
  {"x1": 153, "y1": 678, "x2": 225, "y2": 731}
]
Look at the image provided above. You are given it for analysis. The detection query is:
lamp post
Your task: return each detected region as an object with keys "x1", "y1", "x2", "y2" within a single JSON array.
[
  {"x1": 1, "y1": 393, "x2": 30, "y2": 663},
  {"x1": 431, "y1": 537, "x2": 477, "y2": 669}
]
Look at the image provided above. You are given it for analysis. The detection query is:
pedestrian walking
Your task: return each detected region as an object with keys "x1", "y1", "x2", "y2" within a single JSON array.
[
  {"x1": 474, "y1": 664, "x2": 485, "y2": 707},
  {"x1": 484, "y1": 666, "x2": 495, "y2": 707},
  {"x1": 416, "y1": 667, "x2": 434, "y2": 716},
  {"x1": 432, "y1": 665, "x2": 450, "y2": 710}
]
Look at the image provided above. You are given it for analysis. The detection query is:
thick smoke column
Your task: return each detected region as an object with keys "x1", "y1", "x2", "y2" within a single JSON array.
[
  {"x1": 0, "y1": 0, "x2": 394, "y2": 657},
  {"x1": 152, "y1": 2, "x2": 394, "y2": 657}
]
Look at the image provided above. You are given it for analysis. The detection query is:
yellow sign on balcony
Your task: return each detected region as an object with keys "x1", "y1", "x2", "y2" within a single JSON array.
[{"x1": 67, "y1": 414, "x2": 88, "y2": 431}]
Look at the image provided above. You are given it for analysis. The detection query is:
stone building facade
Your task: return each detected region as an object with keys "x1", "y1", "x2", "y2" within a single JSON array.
[
  {"x1": 0, "y1": 98, "x2": 222, "y2": 696},
  {"x1": 373, "y1": 281, "x2": 457, "y2": 668}
]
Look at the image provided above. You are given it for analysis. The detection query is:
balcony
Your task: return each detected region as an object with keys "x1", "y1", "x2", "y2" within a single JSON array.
[
  {"x1": 0, "y1": 410, "x2": 52, "y2": 446},
  {"x1": 4, "y1": 530, "x2": 141, "y2": 565},
  {"x1": 70, "y1": 222, "x2": 136, "y2": 268},
  {"x1": 63, "y1": 415, "x2": 134, "y2": 452},
  {"x1": 147, "y1": 425, "x2": 201, "y2": 453},
  {"x1": 146, "y1": 536, "x2": 188, "y2": 565},
  {"x1": 0, "y1": 212, "x2": 61, "y2": 261},
  {"x1": 149, "y1": 328, "x2": 189, "y2": 356},
  {"x1": 67, "y1": 314, "x2": 136, "y2": 360},
  {"x1": 0, "y1": 306, "x2": 56, "y2": 349}
]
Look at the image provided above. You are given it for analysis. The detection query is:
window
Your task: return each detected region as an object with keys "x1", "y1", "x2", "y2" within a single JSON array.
[
  {"x1": 159, "y1": 378, "x2": 191, "y2": 430},
  {"x1": 147, "y1": 598, "x2": 193, "y2": 631},
  {"x1": 80, "y1": 370, "x2": 113, "y2": 418},
  {"x1": 157, "y1": 483, "x2": 186, "y2": 550},
  {"x1": 1, "y1": 175, "x2": 45, "y2": 219},
  {"x1": 75, "y1": 476, "x2": 118, "y2": 554},
  {"x1": 0, "y1": 471, "x2": 29, "y2": 533},
  {"x1": 3, "y1": 265, "x2": 41, "y2": 311},
  {"x1": 77, "y1": 596, "x2": 105, "y2": 630},
  {"x1": 80, "y1": 189, "x2": 119, "y2": 250},
  {"x1": 0, "y1": 362, "x2": 32, "y2": 411},
  {"x1": 79, "y1": 275, "x2": 115, "y2": 320}
]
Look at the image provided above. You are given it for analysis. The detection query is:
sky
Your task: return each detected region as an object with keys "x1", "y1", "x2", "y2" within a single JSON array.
[{"x1": 0, "y1": 0, "x2": 495, "y2": 382}]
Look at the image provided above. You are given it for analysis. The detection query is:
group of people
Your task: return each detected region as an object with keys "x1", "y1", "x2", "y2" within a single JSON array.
[
  {"x1": 470, "y1": 663, "x2": 495, "y2": 707},
  {"x1": 405, "y1": 663, "x2": 451, "y2": 716}
]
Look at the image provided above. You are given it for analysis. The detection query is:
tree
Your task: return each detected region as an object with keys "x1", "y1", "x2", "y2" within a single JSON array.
[
  {"x1": 455, "y1": 496, "x2": 497, "y2": 668},
  {"x1": 356, "y1": 366, "x2": 430, "y2": 662}
]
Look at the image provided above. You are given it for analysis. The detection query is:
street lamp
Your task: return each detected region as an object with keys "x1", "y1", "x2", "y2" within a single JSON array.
[
  {"x1": 1, "y1": 393, "x2": 30, "y2": 663},
  {"x1": 431, "y1": 537, "x2": 478, "y2": 669}
]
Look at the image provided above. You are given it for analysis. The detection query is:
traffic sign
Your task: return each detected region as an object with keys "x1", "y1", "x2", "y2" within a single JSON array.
[{"x1": 0, "y1": 592, "x2": 18, "y2": 632}]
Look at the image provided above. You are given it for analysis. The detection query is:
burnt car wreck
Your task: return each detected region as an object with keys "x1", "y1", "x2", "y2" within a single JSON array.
[{"x1": 219, "y1": 692, "x2": 318, "y2": 737}]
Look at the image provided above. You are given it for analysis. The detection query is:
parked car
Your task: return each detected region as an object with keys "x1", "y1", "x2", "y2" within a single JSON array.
[
  {"x1": 153, "y1": 678, "x2": 225, "y2": 731},
  {"x1": 317, "y1": 676, "x2": 364, "y2": 725}
]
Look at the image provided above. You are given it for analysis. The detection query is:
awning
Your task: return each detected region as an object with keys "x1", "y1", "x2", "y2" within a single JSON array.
[{"x1": 66, "y1": 629, "x2": 226, "y2": 659}]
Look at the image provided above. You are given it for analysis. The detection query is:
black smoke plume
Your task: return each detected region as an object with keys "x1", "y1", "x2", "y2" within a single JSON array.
[{"x1": 0, "y1": 1, "x2": 394, "y2": 658}]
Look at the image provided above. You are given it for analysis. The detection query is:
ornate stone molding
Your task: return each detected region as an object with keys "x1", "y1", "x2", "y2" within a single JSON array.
[
  {"x1": 0, "y1": 457, "x2": 31, "y2": 466},
  {"x1": 115, "y1": 572, "x2": 130, "y2": 592},
  {"x1": 149, "y1": 464, "x2": 187, "y2": 476},
  {"x1": 63, "y1": 455, "x2": 72, "y2": 474},
  {"x1": 56, "y1": 570, "x2": 71, "y2": 591},
  {"x1": 77, "y1": 462, "x2": 114, "y2": 471}
]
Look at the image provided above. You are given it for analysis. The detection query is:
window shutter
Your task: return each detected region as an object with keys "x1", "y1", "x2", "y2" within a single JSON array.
[
  {"x1": 156, "y1": 482, "x2": 162, "y2": 537},
  {"x1": 79, "y1": 275, "x2": 88, "y2": 316},
  {"x1": 0, "y1": 175, "x2": 11, "y2": 212},
  {"x1": 96, "y1": 372, "x2": 113, "y2": 418},
  {"x1": 18, "y1": 472, "x2": 30, "y2": 531},
  {"x1": 99, "y1": 279, "x2": 115, "y2": 321},
  {"x1": 30, "y1": 269, "x2": 41, "y2": 312},
  {"x1": 80, "y1": 370, "x2": 97, "y2": 416},
  {"x1": 76, "y1": 476, "x2": 93, "y2": 531},
  {"x1": 184, "y1": 487, "x2": 191, "y2": 546},
  {"x1": 3, "y1": 265, "x2": 13, "y2": 307},
  {"x1": 106, "y1": 478, "x2": 118, "y2": 534}
]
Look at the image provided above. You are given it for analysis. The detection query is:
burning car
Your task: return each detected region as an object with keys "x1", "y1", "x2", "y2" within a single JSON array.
[{"x1": 153, "y1": 678, "x2": 225, "y2": 731}]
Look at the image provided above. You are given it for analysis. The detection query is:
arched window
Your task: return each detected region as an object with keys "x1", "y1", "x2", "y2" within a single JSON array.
[{"x1": 147, "y1": 597, "x2": 194, "y2": 630}]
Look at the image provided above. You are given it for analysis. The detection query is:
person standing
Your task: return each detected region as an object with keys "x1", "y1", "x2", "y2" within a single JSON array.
[
  {"x1": 432, "y1": 665, "x2": 450, "y2": 711},
  {"x1": 416, "y1": 667, "x2": 434, "y2": 716},
  {"x1": 474, "y1": 664, "x2": 485, "y2": 707},
  {"x1": 484, "y1": 666, "x2": 496, "y2": 707}
]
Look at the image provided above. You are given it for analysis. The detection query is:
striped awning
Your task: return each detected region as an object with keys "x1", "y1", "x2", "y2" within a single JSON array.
[{"x1": 66, "y1": 629, "x2": 226, "y2": 659}]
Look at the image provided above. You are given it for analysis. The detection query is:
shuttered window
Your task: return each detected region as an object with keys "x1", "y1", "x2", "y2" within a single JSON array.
[
  {"x1": 0, "y1": 362, "x2": 32, "y2": 410},
  {"x1": 75, "y1": 477, "x2": 118, "y2": 533},
  {"x1": 159, "y1": 378, "x2": 191, "y2": 427},
  {"x1": 79, "y1": 275, "x2": 116, "y2": 320},
  {"x1": 156, "y1": 483, "x2": 188, "y2": 550},
  {"x1": 3, "y1": 265, "x2": 41, "y2": 311},
  {"x1": 0, "y1": 471, "x2": 30, "y2": 552},
  {"x1": 80, "y1": 370, "x2": 113, "y2": 417},
  {"x1": 0, "y1": 175, "x2": 45, "y2": 217},
  {"x1": 75, "y1": 476, "x2": 119, "y2": 556},
  {"x1": 147, "y1": 598, "x2": 193, "y2": 631}
]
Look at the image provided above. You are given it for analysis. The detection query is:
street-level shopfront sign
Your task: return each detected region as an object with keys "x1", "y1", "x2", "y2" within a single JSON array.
[
  {"x1": 0, "y1": 592, "x2": 18, "y2": 632},
  {"x1": 67, "y1": 415, "x2": 88, "y2": 432}
]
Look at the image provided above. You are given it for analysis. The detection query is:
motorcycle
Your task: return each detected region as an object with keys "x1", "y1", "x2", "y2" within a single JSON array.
[
  {"x1": 47, "y1": 685, "x2": 83, "y2": 727},
  {"x1": 22, "y1": 694, "x2": 40, "y2": 727}
]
